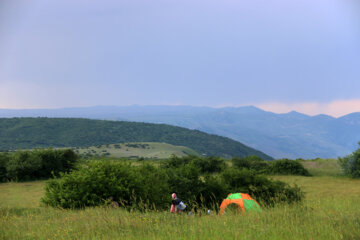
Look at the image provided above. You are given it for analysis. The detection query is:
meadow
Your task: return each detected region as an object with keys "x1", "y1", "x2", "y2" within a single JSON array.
[
  {"x1": 1, "y1": 160, "x2": 360, "y2": 240},
  {"x1": 74, "y1": 142, "x2": 198, "y2": 159}
]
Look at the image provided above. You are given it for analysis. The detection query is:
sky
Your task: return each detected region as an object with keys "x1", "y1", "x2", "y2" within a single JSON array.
[{"x1": 0, "y1": 0, "x2": 359, "y2": 117}]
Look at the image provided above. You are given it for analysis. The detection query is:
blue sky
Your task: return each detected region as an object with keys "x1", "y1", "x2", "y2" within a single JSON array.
[{"x1": 0, "y1": 0, "x2": 359, "y2": 116}]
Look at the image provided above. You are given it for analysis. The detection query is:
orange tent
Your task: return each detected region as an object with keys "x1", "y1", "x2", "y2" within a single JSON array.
[{"x1": 219, "y1": 193, "x2": 261, "y2": 215}]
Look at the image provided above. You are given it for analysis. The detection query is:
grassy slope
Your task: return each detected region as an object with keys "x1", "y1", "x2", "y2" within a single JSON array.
[
  {"x1": 1, "y1": 160, "x2": 360, "y2": 240},
  {"x1": 75, "y1": 142, "x2": 199, "y2": 159}
]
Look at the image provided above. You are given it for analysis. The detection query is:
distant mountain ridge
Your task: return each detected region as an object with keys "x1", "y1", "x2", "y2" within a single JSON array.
[
  {"x1": 1, "y1": 106, "x2": 359, "y2": 159},
  {"x1": 0, "y1": 118, "x2": 272, "y2": 160}
]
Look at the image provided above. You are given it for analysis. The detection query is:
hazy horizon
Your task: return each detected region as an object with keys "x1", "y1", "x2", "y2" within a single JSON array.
[{"x1": 0, "y1": 102, "x2": 359, "y2": 118}]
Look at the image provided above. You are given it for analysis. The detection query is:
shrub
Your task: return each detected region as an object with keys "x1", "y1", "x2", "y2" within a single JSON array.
[
  {"x1": 339, "y1": 143, "x2": 360, "y2": 178},
  {"x1": 193, "y1": 156, "x2": 227, "y2": 173},
  {"x1": 43, "y1": 159, "x2": 304, "y2": 210},
  {"x1": 162, "y1": 155, "x2": 227, "y2": 174},
  {"x1": 270, "y1": 159, "x2": 311, "y2": 176},
  {"x1": 0, "y1": 153, "x2": 10, "y2": 182},
  {"x1": 160, "y1": 155, "x2": 193, "y2": 169},
  {"x1": 3, "y1": 149, "x2": 78, "y2": 181},
  {"x1": 6, "y1": 151, "x2": 42, "y2": 181},
  {"x1": 42, "y1": 161, "x2": 170, "y2": 209},
  {"x1": 35, "y1": 149, "x2": 78, "y2": 178},
  {"x1": 165, "y1": 162, "x2": 203, "y2": 202},
  {"x1": 221, "y1": 168, "x2": 303, "y2": 206},
  {"x1": 198, "y1": 174, "x2": 229, "y2": 210},
  {"x1": 136, "y1": 164, "x2": 170, "y2": 209},
  {"x1": 232, "y1": 156, "x2": 270, "y2": 173},
  {"x1": 232, "y1": 156, "x2": 311, "y2": 176},
  {"x1": 42, "y1": 161, "x2": 138, "y2": 208},
  {"x1": 164, "y1": 161, "x2": 227, "y2": 209}
]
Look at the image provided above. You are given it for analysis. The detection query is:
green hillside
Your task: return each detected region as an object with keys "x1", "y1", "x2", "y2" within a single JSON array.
[
  {"x1": 0, "y1": 118, "x2": 272, "y2": 159},
  {"x1": 74, "y1": 142, "x2": 199, "y2": 159}
]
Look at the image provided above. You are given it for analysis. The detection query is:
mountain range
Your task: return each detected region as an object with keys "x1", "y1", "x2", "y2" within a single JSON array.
[{"x1": 1, "y1": 105, "x2": 359, "y2": 159}]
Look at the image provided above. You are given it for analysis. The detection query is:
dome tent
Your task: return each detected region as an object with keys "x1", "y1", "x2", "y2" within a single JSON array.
[{"x1": 219, "y1": 193, "x2": 261, "y2": 215}]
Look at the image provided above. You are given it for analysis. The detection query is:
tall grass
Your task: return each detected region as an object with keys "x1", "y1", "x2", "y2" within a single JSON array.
[
  {"x1": 300, "y1": 158, "x2": 342, "y2": 177},
  {"x1": 1, "y1": 200, "x2": 359, "y2": 239}
]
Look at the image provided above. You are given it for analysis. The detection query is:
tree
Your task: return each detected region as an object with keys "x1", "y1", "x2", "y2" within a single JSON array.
[{"x1": 339, "y1": 142, "x2": 360, "y2": 178}]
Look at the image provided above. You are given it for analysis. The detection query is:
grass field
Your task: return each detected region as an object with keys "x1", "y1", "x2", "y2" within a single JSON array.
[
  {"x1": 1, "y1": 160, "x2": 360, "y2": 239},
  {"x1": 73, "y1": 142, "x2": 198, "y2": 159},
  {"x1": 300, "y1": 158, "x2": 342, "y2": 176}
]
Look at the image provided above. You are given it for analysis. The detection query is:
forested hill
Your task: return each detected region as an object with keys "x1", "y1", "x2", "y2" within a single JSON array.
[{"x1": 0, "y1": 118, "x2": 272, "y2": 160}]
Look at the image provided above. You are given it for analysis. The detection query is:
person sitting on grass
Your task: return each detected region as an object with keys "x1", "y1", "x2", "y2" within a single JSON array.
[{"x1": 170, "y1": 193, "x2": 186, "y2": 213}]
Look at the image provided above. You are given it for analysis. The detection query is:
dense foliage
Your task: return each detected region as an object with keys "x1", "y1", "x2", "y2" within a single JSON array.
[
  {"x1": 0, "y1": 153, "x2": 9, "y2": 182},
  {"x1": 221, "y1": 168, "x2": 303, "y2": 206},
  {"x1": 161, "y1": 155, "x2": 226, "y2": 174},
  {"x1": 232, "y1": 156, "x2": 311, "y2": 176},
  {"x1": 232, "y1": 156, "x2": 270, "y2": 173},
  {"x1": 339, "y1": 143, "x2": 360, "y2": 178},
  {"x1": 42, "y1": 161, "x2": 170, "y2": 209},
  {"x1": 42, "y1": 157, "x2": 303, "y2": 210},
  {"x1": 0, "y1": 118, "x2": 272, "y2": 159},
  {"x1": 0, "y1": 149, "x2": 78, "y2": 182},
  {"x1": 270, "y1": 159, "x2": 311, "y2": 176}
]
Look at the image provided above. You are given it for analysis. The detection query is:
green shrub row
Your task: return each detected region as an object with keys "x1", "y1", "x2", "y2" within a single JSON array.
[
  {"x1": 42, "y1": 159, "x2": 303, "y2": 210},
  {"x1": 0, "y1": 149, "x2": 78, "y2": 182},
  {"x1": 42, "y1": 161, "x2": 170, "y2": 209},
  {"x1": 232, "y1": 156, "x2": 311, "y2": 176}
]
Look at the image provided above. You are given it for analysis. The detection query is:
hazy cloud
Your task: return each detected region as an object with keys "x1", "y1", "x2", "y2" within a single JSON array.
[{"x1": 257, "y1": 99, "x2": 360, "y2": 117}]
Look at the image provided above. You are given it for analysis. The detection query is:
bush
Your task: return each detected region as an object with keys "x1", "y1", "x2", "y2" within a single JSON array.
[
  {"x1": 42, "y1": 161, "x2": 136, "y2": 208},
  {"x1": 161, "y1": 155, "x2": 193, "y2": 169},
  {"x1": 0, "y1": 153, "x2": 10, "y2": 182},
  {"x1": 6, "y1": 151, "x2": 42, "y2": 181},
  {"x1": 193, "y1": 156, "x2": 227, "y2": 173},
  {"x1": 165, "y1": 162, "x2": 203, "y2": 202},
  {"x1": 232, "y1": 156, "x2": 310, "y2": 176},
  {"x1": 1, "y1": 149, "x2": 78, "y2": 182},
  {"x1": 162, "y1": 155, "x2": 227, "y2": 174},
  {"x1": 42, "y1": 161, "x2": 170, "y2": 209},
  {"x1": 42, "y1": 160, "x2": 226, "y2": 210},
  {"x1": 232, "y1": 156, "x2": 270, "y2": 173},
  {"x1": 339, "y1": 143, "x2": 360, "y2": 178},
  {"x1": 198, "y1": 174, "x2": 229, "y2": 210},
  {"x1": 164, "y1": 161, "x2": 227, "y2": 209},
  {"x1": 35, "y1": 149, "x2": 78, "y2": 178},
  {"x1": 221, "y1": 168, "x2": 303, "y2": 206},
  {"x1": 270, "y1": 159, "x2": 311, "y2": 176},
  {"x1": 136, "y1": 164, "x2": 170, "y2": 209},
  {"x1": 43, "y1": 159, "x2": 304, "y2": 210}
]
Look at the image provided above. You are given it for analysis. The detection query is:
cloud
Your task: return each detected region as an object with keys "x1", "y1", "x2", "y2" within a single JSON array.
[{"x1": 256, "y1": 99, "x2": 360, "y2": 117}]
